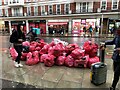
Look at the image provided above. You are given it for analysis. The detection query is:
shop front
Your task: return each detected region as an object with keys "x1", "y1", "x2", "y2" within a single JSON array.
[
  {"x1": 28, "y1": 20, "x2": 46, "y2": 34},
  {"x1": 48, "y1": 20, "x2": 69, "y2": 34},
  {"x1": 72, "y1": 19, "x2": 100, "y2": 35}
]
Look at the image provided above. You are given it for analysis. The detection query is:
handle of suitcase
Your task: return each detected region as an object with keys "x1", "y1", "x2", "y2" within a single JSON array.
[{"x1": 99, "y1": 42, "x2": 105, "y2": 63}]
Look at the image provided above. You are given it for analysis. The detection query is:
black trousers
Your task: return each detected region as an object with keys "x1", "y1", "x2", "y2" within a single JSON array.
[
  {"x1": 112, "y1": 61, "x2": 120, "y2": 88},
  {"x1": 14, "y1": 45, "x2": 22, "y2": 64}
]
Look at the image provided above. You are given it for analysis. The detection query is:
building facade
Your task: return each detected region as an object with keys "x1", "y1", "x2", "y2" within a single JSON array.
[{"x1": 0, "y1": 0, "x2": 120, "y2": 35}]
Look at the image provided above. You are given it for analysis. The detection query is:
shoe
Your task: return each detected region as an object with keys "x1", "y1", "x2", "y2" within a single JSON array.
[
  {"x1": 14, "y1": 62, "x2": 19, "y2": 68},
  {"x1": 110, "y1": 87, "x2": 115, "y2": 90},
  {"x1": 18, "y1": 63, "x2": 23, "y2": 67}
]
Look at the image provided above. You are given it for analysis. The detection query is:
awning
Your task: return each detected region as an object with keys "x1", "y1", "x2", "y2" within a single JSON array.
[{"x1": 48, "y1": 22, "x2": 68, "y2": 25}]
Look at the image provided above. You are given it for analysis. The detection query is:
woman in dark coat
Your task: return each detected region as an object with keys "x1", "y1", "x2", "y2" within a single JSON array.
[
  {"x1": 103, "y1": 26, "x2": 120, "y2": 90},
  {"x1": 10, "y1": 24, "x2": 25, "y2": 67}
]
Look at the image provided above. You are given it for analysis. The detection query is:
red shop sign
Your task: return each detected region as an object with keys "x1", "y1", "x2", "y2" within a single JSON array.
[{"x1": 48, "y1": 22, "x2": 68, "y2": 25}]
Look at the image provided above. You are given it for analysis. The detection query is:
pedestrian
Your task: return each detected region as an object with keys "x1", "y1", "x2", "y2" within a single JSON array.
[
  {"x1": 89, "y1": 25, "x2": 93, "y2": 37},
  {"x1": 26, "y1": 26, "x2": 37, "y2": 41},
  {"x1": 10, "y1": 24, "x2": 25, "y2": 68},
  {"x1": 102, "y1": 26, "x2": 120, "y2": 90},
  {"x1": 83, "y1": 26, "x2": 87, "y2": 36}
]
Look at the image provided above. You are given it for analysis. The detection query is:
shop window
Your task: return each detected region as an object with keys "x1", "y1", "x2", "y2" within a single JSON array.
[
  {"x1": 41, "y1": 6, "x2": 45, "y2": 15},
  {"x1": 56, "y1": 4, "x2": 60, "y2": 14},
  {"x1": 65, "y1": 4, "x2": 69, "y2": 14},
  {"x1": 112, "y1": 0, "x2": 118, "y2": 10},
  {"x1": 101, "y1": 0, "x2": 107, "y2": 10},
  {"x1": 34, "y1": 6, "x2": 38, "y2": 16},
  {"x1": 49, "y1": 5, "x2": 53, "y2": 15}
]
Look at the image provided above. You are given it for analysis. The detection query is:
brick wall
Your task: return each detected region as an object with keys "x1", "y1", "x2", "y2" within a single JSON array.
[
  {"x1": 93, "y1": 2, "x2": 100, "y2": 12},
  {"x1": 107, "y1": 2, "x2": 111, "y2": 11},
  {"x1": 8, "y1": 8, "x2": 12, "y2": 16},
  {"x1": 38, "y1": 6, "x2": 41, "y2": 15},
  {"x1": 70, "y1": 2, "x2": 76, "y2": 14},
  {"x1": 61, "y1": 4, "x2": 64, "y2": 14},
  {"x1": 45, "y1": 5, "x2": 48, "y2": 13},
  {"x1": 119, "y1": 1, "x2": 120, "y2": 10},
  {"x1": 53, "y1": 5, "x2": 56, "y2": 14},
  {"x1": 23, "y1": 7, "x2": 27, "y2": 16},
  {"x1": 31, "y1": 6, "x2": 34, "y2": 16},
  {"x1": 2, "y1": 9, "x2": 5, "y2": 16}
]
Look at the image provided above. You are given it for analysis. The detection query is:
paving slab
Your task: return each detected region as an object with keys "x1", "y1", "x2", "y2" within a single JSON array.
[
  {"x1": 61, "y1": 68, "x2": 84, "y2": 83},
  {"x1": 41, "y1": 66, "x2": 66, "y2": 82},
  {"x1": 56, "y1": 80, "x2": 81, "y2": 88}
]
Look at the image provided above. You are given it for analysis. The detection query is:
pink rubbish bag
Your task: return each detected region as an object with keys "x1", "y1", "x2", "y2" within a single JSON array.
[
  {"x1": 55, "y1": 56, "x2": 66, "y2": 66},
  {"x1": 88, "y1": 56, "x2": 100, "y2": 68},
  {"x1": 22, "y1": 41, "x2": 30, "y2": 46},
  {"x1": 65, "y1": 55, "x2": 74, "y2": 67},
  {"x1": 44, "y1": 54, "x2": 55, "y2": 67},
  {"x1": 10, "y1": 47, "x2": 18, "y2": 60}
]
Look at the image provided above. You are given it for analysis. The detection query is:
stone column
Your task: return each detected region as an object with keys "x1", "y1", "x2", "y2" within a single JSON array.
[
  {"x1": 68, "y1": 19, "x2": 72, "y2": 34},
  {"x1": 9, "y1": 21, "x2": 12, "y2": 35},
  {"x1": 26, "y1": 20, "x2": 29, "y2": 33},
  {"x1": 46, "y1": 20, "x2": 48, "y2": 34}
]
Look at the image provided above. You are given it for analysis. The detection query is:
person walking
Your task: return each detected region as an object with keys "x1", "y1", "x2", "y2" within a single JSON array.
[
  {"x1": 102, "y1": 26, "x2": 120, "y2": 90},
  {"x1": 89, "y1": 25, "x2": 93, "y2": 37},
  {"x1": 83, "y1": 26, "x2": 87, "y2": 36},
  {"x1": 26, "y1": 26, "x2": 37, "y2": 41},
  {"x1": 10, "y1": 24, "x2": 25, "y2": 68}
]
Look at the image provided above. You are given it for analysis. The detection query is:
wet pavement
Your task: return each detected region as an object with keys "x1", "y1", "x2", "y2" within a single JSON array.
[{"x1": 0, "y1": 35, "x2": 120, "y2": 89}]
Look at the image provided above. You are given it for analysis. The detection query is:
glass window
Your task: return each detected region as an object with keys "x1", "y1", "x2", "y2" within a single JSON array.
[
  {"x1": 14, "y1": 8, "x2": 20, "y2": 16},
  {"x1": 112, "y1": 0, "x2": 118, "y2": 9},
  {"x1": 0, "y1": 1, "x2": 2, "y2": 5},
  {"x1": 34, "y1": 6, "x2": 38, "y2": 15},
  {"x1": 5, "y1": 9, "x2": 8, "y2": 16},
  {"x1": 80, "y1": 2, "x2": 89, "y2": 13},
  {"x1": 80, "y1": 3, "x2": 82, "y2": 12},
  {"x1": 49, "y1": 5, "x2": 52, "y2": 14},
  {"x1": 41, "y1": 6, "x2": 45, "y2": 15},
  {"x1": 101, "y1": 0, "x2": 107, "y2": 10},
  {"x1": 0, "y1": 9, "x2": 3, "y2": 16},
  {"x1": 4, "y1": 0, "x2": 8, "y2": 4},
  {"x1": 56, "y1": 4, "x2": 60, "y2": 14},
  {"x1": 27, "y1": 7, "x2": 31, "y2": 16},
  {"x1": 26, "y1": 0, "x2": 31, "y2": 2},
  {"x1": 65, "y1": 4, "x2": 69, "y2": 14}
]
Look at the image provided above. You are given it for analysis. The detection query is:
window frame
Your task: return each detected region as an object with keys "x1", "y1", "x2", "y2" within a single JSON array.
[
  {"x1": 0, "y1": 9, "x2": 3, "y2": 16},
  {"x1": 56, "y1": 4, "x2": 61, "y2": 14},
  {"x1": 34, "y1": 6, "x2": 38, "y2": 16},
  {"x1": 27, "y1": 6, "x2": 31, "y2": 16},
  {"x1": 48, "y1": 5, "x2": 53, "y2": 15},
  {"x1": 64, "y1": 3, "x2": 70, "y2": 14},
  {"x1": 112, "y1": 0, "x2": 118, "y2": 10},
  {"x1": 101, "y1": 0, "x2": 107, "y2": 10},
  {"x1": 41, "y1": 5, "x2": 45, "y2": 15}
]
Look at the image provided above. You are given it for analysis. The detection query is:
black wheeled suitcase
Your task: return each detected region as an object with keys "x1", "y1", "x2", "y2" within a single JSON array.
[{"x1": 90, "y1": 62, "x2": 107, "y2": 85}]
